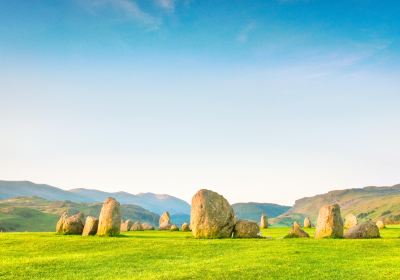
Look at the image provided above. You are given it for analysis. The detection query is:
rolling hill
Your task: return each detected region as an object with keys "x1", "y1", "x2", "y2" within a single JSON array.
[
  {"x1": 232, "y1": 203, "x2": 290, "y2": 222},
  {"x1": 0, "y1": 196, "x2": 160, "y2": 232},
  {"x1": 0, "y1": 181, "x2": 89, "y2": 202},
  {"x1": 0, "y1": 180, "x2": 190, "y2": 216},
  {"x1": 273, "y1": 184, "x2": 400, "y2": 226},
  {"x1": 69, "y1": 188, "x2": 190, "y2": 215}
]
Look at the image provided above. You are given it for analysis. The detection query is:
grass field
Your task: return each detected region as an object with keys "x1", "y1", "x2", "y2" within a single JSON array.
[{"x1": 1, "y1": 226, "x2": 400, "y2": 279}]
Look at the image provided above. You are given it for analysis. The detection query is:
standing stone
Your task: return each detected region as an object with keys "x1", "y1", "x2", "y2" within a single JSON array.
[
  {"x1": 170, "y1": 224, "x2": 179, "y2": 231},
  {"x1": 190, "y1": 189, "x2": 235, "y2": 238},
  {"x1": 376, "y1": 220, "x2": 385, "y2": 229},
  {"x1": 60, "y1": 213, "x2": 84, "y2": 235},
  {"x1": 344, "y1": 214, "x2": 358, "y2": 229},
  {"x1": 181, "y1": 222, "x2": 190, "y2": 232},
  {"x1": 82, "y1": 216, "x2": 99, "y2": 236},
  {"x1": 284, "y1": 222, "x2": 310, "y2": 238},
  {"x1": 303, "y1": 217, "x2": 312, "y2": 228},
  {"x1": 120, "y1": 220, "x2": 133, "y2": 232},
  {"x1": 142, "y1": 222, "x2": 155, "y2": 230},
  {"x1": 159, "y1": 212, "x2": 172, "y2": 230},
  {"x1": 344, "y1": 220, "x2": 380, "y2": 239},
  {"x1": 232, "y1": 220, "x2": 260, "y2": 238},
  {"x1": 97, "y1": 197, "x2": 121, "y2": 236},
  {"x1": 56, "y1": 212, "x2": 68, "y2": 234},
  {"x1": 314, "y1": 204, "x2": 344, "y2": 239},
  {"x1": 260, "y1": 213, "x2": 268, "y2": 229},
  {"x1": 130, "y1": 221, "x2": 143, "y2": 231}
]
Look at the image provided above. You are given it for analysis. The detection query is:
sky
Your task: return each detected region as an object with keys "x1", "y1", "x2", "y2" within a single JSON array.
[{"x1": 1, "y1": 0, "x2": 400, "y2": 205}]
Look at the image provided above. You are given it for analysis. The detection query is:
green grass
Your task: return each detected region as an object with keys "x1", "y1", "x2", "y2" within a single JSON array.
[{"x1": 1, "y1": 226, "x2": 400, "y2": 279}]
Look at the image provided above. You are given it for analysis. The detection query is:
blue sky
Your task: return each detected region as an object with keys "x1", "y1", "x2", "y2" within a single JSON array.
[{"x1": 1, "y1": 0, "x2": 400, "y2": 205}]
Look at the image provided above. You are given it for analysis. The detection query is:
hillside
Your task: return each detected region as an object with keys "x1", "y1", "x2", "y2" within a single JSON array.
[
  {"x1": 70, "y1": 188, "x2": 190, "y2": 215},
  {"x1": 0, "y1": 181, "x2": 190, "y2": 216},
  {"x1": 232, "y1": 203, "x2": 290, "y2": 222},
  {"x1": 0, "y1": 181, "x2": 90, "y2": 202},
  {"x1": 0, "y1": 196, "x2": 159, "y2": 232},
  {"x1": 273, "y1": 184, "x2": 400, "y2": 226}
]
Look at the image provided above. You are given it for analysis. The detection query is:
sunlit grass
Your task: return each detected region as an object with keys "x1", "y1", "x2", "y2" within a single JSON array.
[{"x1": 1, "y1": 226, "x2": 399, "y2": 279}]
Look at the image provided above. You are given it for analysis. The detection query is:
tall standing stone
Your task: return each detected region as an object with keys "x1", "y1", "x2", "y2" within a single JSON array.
[
  {"x1": 303, "y1": 217, "x2": 312, "y2": 228},
  {"x1": 159, "y1": 212, "x2": 172, "y2": 230},
  {"x1": 344, "y1": 214, "x2": 358, "y2": 229},
  {"x1": 190, "y1": 189, "x2": 235, "y2": 238},
  {"x1": 82, "y1": 216, "x2": 99, "y2": 236},
  {"x1": 56, "y1": 212, "x2": 68, "y2": 234},
  {"x1": 260, "y1": 213, "x2": 268, "y2": 229},
  {"x1": 314, "y1": 204, "x2": 344, "y2": 239},
  {"x1": 97, "y1": 197, "x2": 121, "y2": 236}
]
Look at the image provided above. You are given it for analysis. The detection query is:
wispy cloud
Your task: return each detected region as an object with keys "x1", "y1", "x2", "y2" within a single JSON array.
[
  {"x1": 236, "y1": 22, "x2": 256, "y2": 44},
  {"x1": 79, "y1": 0, "x2": 161, "y2": 30},
  {"x1": 155, "y1": 0, "x2": 175, "y2": 11}
]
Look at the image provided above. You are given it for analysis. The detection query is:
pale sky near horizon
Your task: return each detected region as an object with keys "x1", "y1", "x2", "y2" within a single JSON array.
[{"x1": 1, "y1": 1, "x2": 400, "y2": 205}]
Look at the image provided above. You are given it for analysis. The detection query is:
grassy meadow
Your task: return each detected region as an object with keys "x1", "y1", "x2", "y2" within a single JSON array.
[{"x1": 1, "y1": 226, "x2": 400, "y2": 279}]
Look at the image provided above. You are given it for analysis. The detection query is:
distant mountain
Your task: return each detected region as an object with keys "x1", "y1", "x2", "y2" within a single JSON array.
[
  {"x1": 69, "y1": 188, "x2": 190, "y2": 215},
  {"x1": 0, "y1": 196, "x2": 159, "y2": 232},
  {"x1": 0, "y1": 181, "x2": 90, "y2": 202},
  {"x1": 232, "y1": 203, "x2": 291, "y2": 222},
  {"x1": 0, "y1": 180, "x2": 190, "y2": 216},
  {"x1": 273, "y1": 184, "x2": 400, "y2": 226}
]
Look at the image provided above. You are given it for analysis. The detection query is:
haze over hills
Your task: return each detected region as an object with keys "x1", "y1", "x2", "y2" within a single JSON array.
[
  {"x1": 0, "y1": 180, "x2": 291, "y2": 231},
  {"x1": 273, "y1": 184, "x2": 400, "y2": 226},
  {"x1": 69, "y1": 188, "x2": 190, "y2": 215},
  {"x1": 232, "y1": 203, "x2": 290, "y2": 222},
  {"x1": 0, "y1": 196, "x2": 159, "y2": 232},
  {"x1": 2, "y1": 180, "x2": 400, "y2": 231},
  {"x1": 0, "y1": 181, "x2": 190, "y2": 216}
]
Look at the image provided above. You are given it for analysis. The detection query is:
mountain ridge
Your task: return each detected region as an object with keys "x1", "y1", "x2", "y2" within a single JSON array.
[
  {"x1": 273, "y1": 184, "x2": 400, "y2": 226},
  {"x1": 0, "y1": 180, "x2": 190, "y2": 215}
]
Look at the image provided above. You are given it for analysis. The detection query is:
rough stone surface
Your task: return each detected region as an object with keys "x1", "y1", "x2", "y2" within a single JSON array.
[
  {"x1": 190, "y1": 189, "x2": 235, "y2": 238},
  {"x1": 159, "y1": 212, "x2": 172, "y2": 230},
  {"x1": 260, "y1": 214, "x2": 268, "y2": 229},
  {"x1": 344, "y1": 214, "x2": 358, "y2": 229},
  {"x1": 170, "y1": 224, "x2": 179, "y2": 231},
  {"x1": 376, "y1": 220, "x2": 385, "y2": 229},
  {"x1": 56, "y1": 213, "x2": 84, "y2": 235},
  {"x1": 284, "y1": 222, "x2": 309, "y2": 238},
  {"x1": 303, "y1": 217, "x2": 312, "y2": 228},
  {"x1": 181, "y1": 222, "x2": 190, "y2": 232},
  {"x1": 314, "y1": 204, "x2": 344, "y2": 239},
  {"x1": 344, "y1": 220, "x2": 380, "y2": 239},
  {"x1": 56, "y1": 212, "x2": 68, "y2": 234},
  {"x1": 232, "y1": 220, "x2": 260, "y2": 238},
  {"x1": 82, "y1": 216, "x2": 98, "y2": 236},
  {"x1": 97, "y1": 197, "x2": 121, "y2": 236},
  {"x1": 141, "y1": 222, "x2": 155, "y2": 230},
  {"x1": 130, "y1": 221, "x2": 143, "y2": 231},
  {"x1": 120, "y1": 220, "x2": 133, "y2": 232}
]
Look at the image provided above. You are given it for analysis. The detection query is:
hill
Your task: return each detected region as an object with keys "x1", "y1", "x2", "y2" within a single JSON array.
[
  {"x1": 69, "y1": 188, "x2": 190, "y2": 215},
  {"x1": 232, "y1": 203, "x2": 290, "y2": 222},
  {"x1": 0, "y1": 181, "x2": 90, "y2": 202},
  {"x1": 0, "y1": 196, "x2": 159, "y2": 232},
  {"x1": 273, "y1": 184, "x2": 400, "y2": 226},
  {"x1": 0, "y1": 180, "x2": 190, "y2": 216}
]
